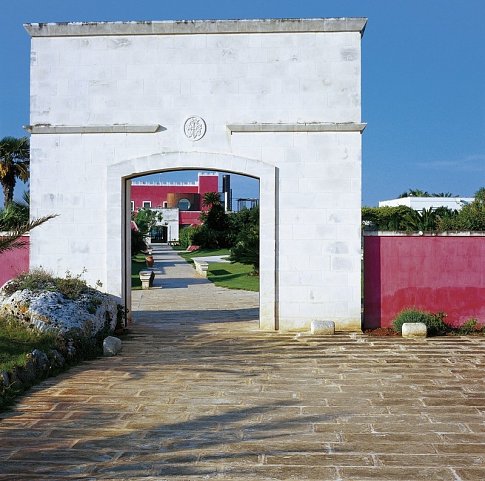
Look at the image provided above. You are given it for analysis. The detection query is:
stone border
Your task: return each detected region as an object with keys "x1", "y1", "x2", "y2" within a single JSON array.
[
  {"x1": 24, "y1": 18, "x2": 367, "y2": 37},
  {"x1": 227, "y1": 122, "x2": 367, "y2": 133},
  {"x1": 24, "y1": 124, "x2": 162, "y2": 134},
  {"x1": 363, "y1": 231, "x2": 485, "y2": 237}
]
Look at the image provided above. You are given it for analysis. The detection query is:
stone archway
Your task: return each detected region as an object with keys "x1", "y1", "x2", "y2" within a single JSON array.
[
  {"x1": 107, "y1": 152, "x2": 276, "y2": 330},
  {"x1": 26, "y1": 17, "x2": 366, "y2": 332}
]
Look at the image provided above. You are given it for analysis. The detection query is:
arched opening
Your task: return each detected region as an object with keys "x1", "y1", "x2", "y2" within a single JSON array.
[
  {"x1": 106, "y1": 151, "x2": 277, "y2": 331},
  {"x1": 128, "y1": 169, "x2": 261, "y2": 328}
]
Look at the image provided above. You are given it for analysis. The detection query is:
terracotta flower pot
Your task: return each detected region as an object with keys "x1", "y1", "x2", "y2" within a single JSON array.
[{"x1": 145, "y1": 255, "x2": 154, "y2": 267}]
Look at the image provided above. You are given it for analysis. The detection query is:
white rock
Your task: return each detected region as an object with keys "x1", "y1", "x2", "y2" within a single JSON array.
[
  {"x1": 0, "y1": 288, "x2": 120, "y2": 336},
  {"x1": 402, "y1": 322, "x2": 427, "y2": 338},
  {"x1": 103, "y1": 336, "x2": 122, "y2": 356},
  {"x1": 311, "y1": 320, "x2": 335, "y2": 335}
]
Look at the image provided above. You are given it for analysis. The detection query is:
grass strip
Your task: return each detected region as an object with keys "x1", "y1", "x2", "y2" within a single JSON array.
[{"x1": 207, "y1": 262, "x2": 259, "y2": 292}]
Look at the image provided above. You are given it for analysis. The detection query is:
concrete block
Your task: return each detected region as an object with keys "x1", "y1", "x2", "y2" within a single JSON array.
[
  {"x1": 194, "y1": 260, "x2": 209, "y2": 277},
  {"x1": 402, "y1": 322, "x2": 427, "y2": 338},
  {"x1": 139, "y1": 270, "x2": 154, "y2": 289},
  {"x1": 103, "y1": 336, "x2": 122, "y2": 356},
  {"x1": 311, "y1": 320, "x2": 335, "y2": 335}
]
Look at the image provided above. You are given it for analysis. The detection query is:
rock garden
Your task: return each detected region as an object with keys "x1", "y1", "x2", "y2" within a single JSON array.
[{"x1": 0, "y1": 268, "x2": 126, "y2": 409}]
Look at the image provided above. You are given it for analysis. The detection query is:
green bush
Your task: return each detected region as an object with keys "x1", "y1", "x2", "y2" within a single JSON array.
[
  {"x1": 229, "y1": 224, "x2": 259, "y2": 274},
  {"x1": 131, "y1": 229, "x2": 146, "y2": 255},
  {"x1": 392, "y1": 308, "x2": 449, "y2": 336},
  {"x1": 457, "y1": 318, "x2": 484, "y2": 335},
  {"x1": 179, "y1": 225, "x2": 199, "y2": 249}
]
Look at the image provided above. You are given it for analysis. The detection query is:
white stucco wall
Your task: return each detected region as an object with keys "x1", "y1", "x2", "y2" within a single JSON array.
[{"x1": 26, "y1": 18, "x2": 366, "y2": 331}]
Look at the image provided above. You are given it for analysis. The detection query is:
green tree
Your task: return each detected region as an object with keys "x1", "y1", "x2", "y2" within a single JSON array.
[
  {"x1": 437, "y1": 187, "x2": 485, "y2": 231},
  {"x1": 0, "y1": 136, "x2": 30, "y2": 206},
  {"x1": 202, "y1": 191, "x2": 222, "y2": 209},
  {"x1": 229, "y1": 206, "x2": 260, "y2": 274},
  {"x1": 132, "y1": 208, "x2": 163, "y2": 236}
]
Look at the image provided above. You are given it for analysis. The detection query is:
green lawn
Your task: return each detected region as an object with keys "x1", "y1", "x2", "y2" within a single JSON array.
[
  {"x1": 176, "y1": 247, "x2": 259, "y2": 291},
  {"x1": 131, "y1": 253, "x2": 147, "y2": 289},
  {"x1": 207, "y1": 262, "x2": 259, "y2": 292},
  {"x1": 0, "y1": 317, "x2": 59, "y2": 372}
]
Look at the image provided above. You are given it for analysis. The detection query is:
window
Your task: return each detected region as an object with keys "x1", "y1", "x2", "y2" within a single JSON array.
[
  {"x1": 178, "y1": 198, "x2": 191, "y2": 211},
  {"x1": 163, "y1": 201, "x2": 168, "y2": 208},
  {"x1": 130, "y1": 201, "x2": 135, "y2": 212},
  {"x1": 142, "y1": 201, "x2": 152, "y2": 208}
]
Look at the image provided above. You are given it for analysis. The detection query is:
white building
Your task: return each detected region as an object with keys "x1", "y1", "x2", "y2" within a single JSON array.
[{"x1": 379, "y1": 197, "x2": 474, "y2": 211}]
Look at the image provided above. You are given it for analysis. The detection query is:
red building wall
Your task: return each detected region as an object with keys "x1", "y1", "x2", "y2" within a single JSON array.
[
  {"x1": 0, "y1": 236, "x2": 29, "y2": 287},
  {"x1": 364, "y1": 234, "x2": 485, "y2": 329},
  {"x1": 131, "y1": 184, "x2": 199, "y2": 209},
  {"x1": 131, "y1": 174, "x2": 219, "y2": 210}
]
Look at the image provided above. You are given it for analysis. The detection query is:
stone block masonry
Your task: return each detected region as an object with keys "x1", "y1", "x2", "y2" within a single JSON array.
[{"x1": 26, "y1": 18, "x2": 366, "y2": 332}]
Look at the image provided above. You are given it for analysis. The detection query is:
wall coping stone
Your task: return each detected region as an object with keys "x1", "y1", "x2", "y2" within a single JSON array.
[
  {"x1": 24, "y1": 18, "x2": 367, "y2": 37},
  {"x1": 227, "y1": 122, "x2": 366, "y2": 133},
  {"x1": 24, "y1": 124, "x2": 162, "y2": 134},
  {"x1": 363, "y1": 231, "x2": 485, "y2": 237}
]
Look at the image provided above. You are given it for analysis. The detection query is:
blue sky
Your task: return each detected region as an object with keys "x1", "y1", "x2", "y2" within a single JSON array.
[{"x1": 1, "y1": 0, "x2": 484, "y2": 206}]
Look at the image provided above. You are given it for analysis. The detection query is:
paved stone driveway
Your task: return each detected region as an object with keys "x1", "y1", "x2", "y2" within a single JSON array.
[{"x1": 0, "y1": 246, "x2": 484, "y2": 480}]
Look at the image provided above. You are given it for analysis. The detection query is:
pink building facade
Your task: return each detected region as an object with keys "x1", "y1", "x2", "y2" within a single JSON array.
[{"x1": 131, "y1": 173, "x2": 219, "y2": 228}]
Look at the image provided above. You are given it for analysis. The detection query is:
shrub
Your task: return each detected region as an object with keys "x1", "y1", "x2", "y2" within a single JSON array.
[
  {"x1": 131, "y1": 229, "x2": 146, "y2": 255},
  {"x1": 3, "y1": 268, "x2": 92, "y2": 300},
  {"x1": 179, "y1": 225, "x2": 199, "y2": 249},
  {"x1": 392, "y1": 308, "x2": 449, "y2": 336},
  {"x1": 229, "y1": 224, "x2": 259, "y2": 274},
  {"x1": 457, "y1": 318, "x2": 484, "y2": 335},
  {"x1": 192, "y1": 225, "x2": 227, "y2": 249}
]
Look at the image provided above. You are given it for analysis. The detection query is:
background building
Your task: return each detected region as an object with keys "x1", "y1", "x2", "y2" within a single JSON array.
[
  {"x1": 379, "y1": 196, "x2": 474, "y2": 211},
  {"x1": 131, "y1": 172, "x2": 219, "y2": 243}
]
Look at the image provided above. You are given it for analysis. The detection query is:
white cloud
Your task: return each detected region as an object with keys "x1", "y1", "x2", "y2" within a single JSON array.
[{"x1": 416, "y1": 154, "x2": 485, "y2": 172}]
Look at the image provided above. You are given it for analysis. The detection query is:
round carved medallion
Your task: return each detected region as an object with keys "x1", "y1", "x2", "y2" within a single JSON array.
[{"x1": 184, "y1": 116, "x2": 206, "y2": 141}]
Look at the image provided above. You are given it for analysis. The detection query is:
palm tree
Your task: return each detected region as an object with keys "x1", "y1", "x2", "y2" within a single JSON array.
[
  {"x1": 0, "y1": 136, "x2": 30, "y2": 206},
  {"x1": 0, "y1": 216, "x2": 57, "y2": 254},
  {"x1": 0, "y1": 190, "x2": 57, "y2": 254},
  {"x1": 202, "y1": 191, "x2": 222, "y2": 209},
  {"x1": 399, "y1": 188, "x2": 430, "y2": 198}
]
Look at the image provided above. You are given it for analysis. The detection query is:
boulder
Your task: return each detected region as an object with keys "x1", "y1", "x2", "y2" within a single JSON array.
[
  {"x1": 0, "y1": 287, "x2": 120, "y2": 337},
  {"x1": 31, "y1": 349, "x2": 49, "y2": 373},
  {"x1": 48, "y1": 349, "x2": 66, "y2": 369},
  {"x1": 0, "y1": 371, "x2": 9, "y2": 389},
  {"x1": 103, "y1": 336, "x2": 122, "y2": 356}
]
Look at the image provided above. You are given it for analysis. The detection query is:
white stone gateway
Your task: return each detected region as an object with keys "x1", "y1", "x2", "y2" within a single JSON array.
[{"x1": 25, "y1": 18, "x2": 366, "y2": 332}]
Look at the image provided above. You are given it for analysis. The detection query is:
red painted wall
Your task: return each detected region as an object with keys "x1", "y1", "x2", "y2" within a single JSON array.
[
  {"x1": 0, "y1": 236, "x2": 29, "y2": 287},
  {"x1": 131, "y1": 174, "x2": 219, "y2": 210},
  {"x1": 197, "y1": 175, "x2": 219, "y2": 197},
  {"x1": 131, "y1": 184, "x2": 198, "y2": 209},
  {"x1": 364, "y1": 235, "x2": 485, "y2": 329},
  {"x1": 180, "y1": 211, "x2": 202, "y2": 226}
]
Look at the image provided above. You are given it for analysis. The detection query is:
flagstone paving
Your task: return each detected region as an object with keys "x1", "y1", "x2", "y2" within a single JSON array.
[{"x1": 0, "y1": 246, "x2": 484, "y2": 480}]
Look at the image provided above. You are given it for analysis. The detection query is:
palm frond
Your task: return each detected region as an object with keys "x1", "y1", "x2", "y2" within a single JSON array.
[{"x1": 0, "y1": 214, "x2": 57, "y2": 254}]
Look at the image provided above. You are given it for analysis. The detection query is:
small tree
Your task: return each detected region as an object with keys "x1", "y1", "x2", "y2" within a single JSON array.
[{"x1": 132, "y1": 208, "x2": 163, "y2": 236}]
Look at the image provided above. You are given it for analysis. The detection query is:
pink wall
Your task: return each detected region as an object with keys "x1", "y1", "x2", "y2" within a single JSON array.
[
  {"x1": 131, "y1": 184, "x2": 198, "y2": 209},
  {"x1": 131, "y1": 174, "x2": 219, "y2": 210},
  {"x1": 364, "y1": 235, "x2": 485, "y2": 329},
  {"x1": 197, "y1": 175, "x2": 219, "y2": 197},
  {"x1": 0, "y1": 236, "x2": 29, "y2": 287}
]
